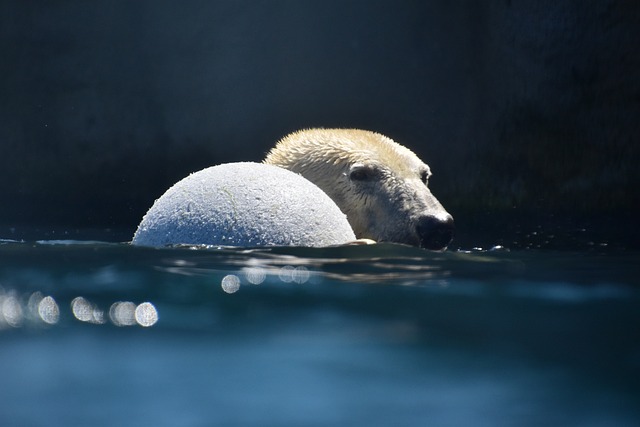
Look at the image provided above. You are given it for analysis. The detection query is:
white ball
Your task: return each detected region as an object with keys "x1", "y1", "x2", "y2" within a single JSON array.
[{"x1": 132, "y1": 162, "x2": 355, "y2": 247}]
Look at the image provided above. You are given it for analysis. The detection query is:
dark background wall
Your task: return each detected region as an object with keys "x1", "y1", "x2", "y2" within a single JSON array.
[{"x1": 2, "y1": 1, "x2": 638, "y2": 246}]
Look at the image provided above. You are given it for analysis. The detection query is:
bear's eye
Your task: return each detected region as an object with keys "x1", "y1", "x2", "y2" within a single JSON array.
[
  {"x1": 349, "y1": 163, "x2": 379, "y2": 181},
  {"x1": 420, "y1": 169, "x2": 431, "y2": 185}
]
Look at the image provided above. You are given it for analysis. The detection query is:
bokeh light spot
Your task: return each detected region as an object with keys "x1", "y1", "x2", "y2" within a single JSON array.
[
  {"x1": 278, "y1": 265, "x2": 295, "y2": 283},
  {"x1": 221, "y1": 274, "x2": 241, "y2": 293},
  {"x1": 2, "y1": 294, "x2": 23, "y2": 328},
  {"x1": 38, "y1": 296, "x2": 60, "y2": 325},
  {"x1": 244, "y1": 267, "x2": 266, "y2": 285},
  {"x1": 135, "y1": 302, "x2": 158, "y2": 327},
  {"x1": 71, "y1": 297, "x2": 106, "y2": 324},
  {"x1": 109, "y1": 301, "x2": 137, "y2": 326},
  {"x1": 279, "y1": 266, "x2": 310, "y2": 284}
]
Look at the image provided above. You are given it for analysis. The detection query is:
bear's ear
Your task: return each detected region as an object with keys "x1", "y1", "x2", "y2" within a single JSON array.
[{"x1": 349, "y1": 163, "x2": 380, "y2": 181}]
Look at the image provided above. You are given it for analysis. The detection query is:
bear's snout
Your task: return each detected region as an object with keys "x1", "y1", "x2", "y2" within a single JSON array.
[{"x1": 416, "y1": 214, "x2": 454, "y2": 250}]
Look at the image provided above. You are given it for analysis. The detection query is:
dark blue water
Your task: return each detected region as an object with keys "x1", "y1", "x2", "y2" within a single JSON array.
[{"x1": 0, "y1": 234, "x2": 638, "y2": 426}]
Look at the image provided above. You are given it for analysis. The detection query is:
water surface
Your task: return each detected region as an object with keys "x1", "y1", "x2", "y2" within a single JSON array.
[{"x1": 0, "y1": 236, "x2": 638, "y2": 426}]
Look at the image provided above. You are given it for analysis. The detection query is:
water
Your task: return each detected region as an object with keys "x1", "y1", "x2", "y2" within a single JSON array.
[{"x1": 0, "y1": 233, "x2": 638, "y2": 427}]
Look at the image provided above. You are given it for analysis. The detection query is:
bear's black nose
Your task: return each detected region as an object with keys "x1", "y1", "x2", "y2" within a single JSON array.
[{"x1": 416, "y1": 214, "x2": 454, "y2": 250}]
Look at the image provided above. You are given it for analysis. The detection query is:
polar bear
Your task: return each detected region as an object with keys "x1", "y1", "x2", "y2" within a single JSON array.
[{"x1": 264, "y1": 128, "x2": 454, "y2": 250}]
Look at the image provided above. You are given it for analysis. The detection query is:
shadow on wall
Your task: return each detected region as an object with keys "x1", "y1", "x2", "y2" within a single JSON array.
[{"x1": 1, "y1": 1, "x2": 638, "y2": 228}]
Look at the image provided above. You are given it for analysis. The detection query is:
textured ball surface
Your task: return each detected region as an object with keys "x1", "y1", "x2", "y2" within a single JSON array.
[{"x1": 132, "y1": 162, "x2": 355, "y2": 247}]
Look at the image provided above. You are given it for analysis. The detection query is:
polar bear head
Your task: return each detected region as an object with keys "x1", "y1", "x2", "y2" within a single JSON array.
[{"x1": 265, "y1": 129, "x2": 454, "y2": 250}]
